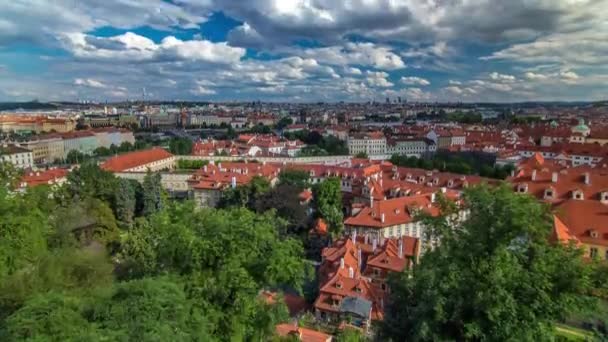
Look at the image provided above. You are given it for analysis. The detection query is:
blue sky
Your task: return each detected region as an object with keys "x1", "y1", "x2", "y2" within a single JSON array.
[{"x1": 0, "y1": 1, "x2": 607, "y2": 102}]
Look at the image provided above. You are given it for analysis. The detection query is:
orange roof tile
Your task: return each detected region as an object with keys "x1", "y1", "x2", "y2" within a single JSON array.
[
  {"x1": 275, "y1": 323, "x2": 332, "y2": 342},
  {"x1": 101, "y1": 147, "x2": 173, "y2": 172}
]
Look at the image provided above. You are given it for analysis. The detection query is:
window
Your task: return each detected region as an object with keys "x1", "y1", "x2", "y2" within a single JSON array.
[{"x1": 590, "y1": 247, "x2": 598, "y2": 259}]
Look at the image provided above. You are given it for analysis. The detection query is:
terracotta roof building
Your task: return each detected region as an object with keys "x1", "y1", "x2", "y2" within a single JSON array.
[{"x1": 101, "y1": 147, "x2": 174, "y2": 172}]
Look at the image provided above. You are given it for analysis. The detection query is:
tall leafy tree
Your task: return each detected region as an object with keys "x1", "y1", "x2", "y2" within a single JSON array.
[
  {"x1": 255, "y1": 184, "x2": 309, "y2": 236},
  {"x1": 278, "y1": 169, "x2": 310, "y2": 189},
  {"x1": 379, "y1": 185, "x2": 592, "y2": 341},
  {"x1": 313, "y1": 177, "x2": 343, "y2": 236},
  {"x1": 115, "y1": 178, "x2": 136, "y2": 228},
  {"x1": 142, "y1": 171, "x2": 163, "y2": 216}
]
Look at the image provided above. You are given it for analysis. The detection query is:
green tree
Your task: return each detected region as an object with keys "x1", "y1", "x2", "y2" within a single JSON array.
[
  {"x1": 313, "y1": 177, "x2": 343, "y2": 236},
  {"x1": 115, "y1": 178, "x2": 136, "y2": 228},
  {"x1": 0, "y1": 187, "x2": 49, "y2": 280},
  {"x1": 278, "y1": 169, "x2": 310, "y2": 189},
  {"x1": 169, "y1": 137, "x2": 193, "y2": 155},
  {"x1": 255, "y1": 184, "x2": 309, "y2": 236},
  {"x1": 276, "y1": 117, "x2": 293, "y2": 130},
  {"x1": 354, "y1": 152, "x2": 368, "y2": 159},
  {"x1": 64, "y1": 162, "x2": 119, "y2": 206},
  {"x1": 142, "y1": 171, "x2": 163, "y2": 216},
  {"x1": 2, "y1": 292, "x2": 102, "y2": 341},
  {"x1": 89, "y1": 277, "x2": 213, "y2": 341},
  {"x1": 379, "y1": 185, "x2": 592, "y2": 341},
  {"x1": 93, "y1": 146, "x2": 111, "y2": 157},
  {"x1": 336, "y1": 327, "x2": 367, "y2": 342},
  {"x1": 65, "y1": 150, "x2": 88, "y2": 164},
  {"x1": 0, "y1": 161, "x2": 21, "y2": 190}
]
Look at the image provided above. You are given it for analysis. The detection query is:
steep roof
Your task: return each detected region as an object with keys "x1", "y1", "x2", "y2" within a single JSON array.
[{"x1": 554, "y1": 200, "x2": 608, "y2": 247}]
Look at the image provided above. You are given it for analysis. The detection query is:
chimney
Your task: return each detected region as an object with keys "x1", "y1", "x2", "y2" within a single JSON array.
[
  {"x1": 372, "y1": 238, "x2": 377, "y2": 252},
  {"x1": 551, "y1": 172, "x2": 558, "y2": 183},
  {"x1": 231, "y1": 176, "x2": 236, "y2": 189},
  {"x1": 531, "y1": 170, "x2": 537, "y2": 181},
  {"x1": 357, "y1": 248, "x2": 362, "y2": 269},
  {"x1": 348, "y1": 266, "x2": 354, "y2": 278},
  {"x1": 584, "y1": 172, "x2": 590, "y2": 185},
  {"x1": 510, "y1": 169, "x2": 515, "y2": 177},
  {"x1": 203, "y1": 165, "x2": 207, "y2": 172},
  {"x1": 340, "y1": 257, "x2": 345, "y2": 269},
  {"x1": 399, "y1": 238, "x2": 403, "y2": 258},
  {"x1": 431, "y1": 193, "x2": 436, "y2": 203},
  {"x1": 381, "y1": 213, "x2": 385, "y2": 223}
]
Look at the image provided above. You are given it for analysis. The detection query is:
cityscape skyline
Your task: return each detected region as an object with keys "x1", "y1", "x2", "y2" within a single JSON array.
[{"x1": 1, "y1": 1, "x2": 607, "y2": 103}]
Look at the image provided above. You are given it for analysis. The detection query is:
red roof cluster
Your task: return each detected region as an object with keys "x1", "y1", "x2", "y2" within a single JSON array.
[{"x1": 314, "y1": 235, "x2": 419, "y2": 323}]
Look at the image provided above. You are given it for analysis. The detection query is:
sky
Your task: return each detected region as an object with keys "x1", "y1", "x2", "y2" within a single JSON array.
[{"x1": 0, "y1": 0, "x2": 607, "y2": 103}]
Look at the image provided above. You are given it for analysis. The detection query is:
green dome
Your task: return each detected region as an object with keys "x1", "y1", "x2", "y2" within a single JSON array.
[{"x1": 573, "y1": 118, "x2": 589, "y2": 132}]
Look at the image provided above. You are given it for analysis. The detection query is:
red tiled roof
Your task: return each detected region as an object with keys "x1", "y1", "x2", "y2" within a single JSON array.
[
  {"x1": 101, "y1": 147, "x2": 173, "y2": 172},
  {"x1": 20, "y1": 168, "x2": 69, "y2": 187},
  {"x1": 554, "y1": 200, "x2": 608, "y2": 247},
  {"x1": 275, "y1": 323, "x2": 332, "y2": 342},
  {"x1": 344, "y1": 194, "x2": 440, "y2": 228}
]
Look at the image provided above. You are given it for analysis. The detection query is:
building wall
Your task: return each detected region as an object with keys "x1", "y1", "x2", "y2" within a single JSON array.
[
  {"x1": 1, "y1": 151, "x2": 34, "y2": 169},
  {"x1": 193, "y1": 188, "x2": 222, "y2": 208},
  {"x1": 124, "y1": 157, "x2": 175, "y2": 173},
  {"x1": 584, "y1": 243, "x2": 608, "y2": 261},
  {"x1": 347, "y1": 138, "x2": 387, "y2": 156}
]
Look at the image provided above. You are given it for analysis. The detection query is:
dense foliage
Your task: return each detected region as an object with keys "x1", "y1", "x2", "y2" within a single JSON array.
[
  {"x1": 168, "y1": 137, "x2": 194, "y2": 155},
  {"x1": 176, "y1": 159, "x2": 209, "y2": 170},
  {"x1": 390, "y1": 152, "x2": 515, "y2": 179},
  {"x1": 284, "y1": 130, "x2": 349, "y2": 156},
  {"x1": 0, "y1": 161, "x2": 309, "y2": 341},
  {"x1": 379, "y1": 185, "x2": 597, "y2": 341}
]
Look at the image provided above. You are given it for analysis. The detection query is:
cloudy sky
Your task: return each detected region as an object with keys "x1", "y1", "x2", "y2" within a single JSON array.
[{"x1": 1, "y1": 0, "x2": 607, "y2": 103}]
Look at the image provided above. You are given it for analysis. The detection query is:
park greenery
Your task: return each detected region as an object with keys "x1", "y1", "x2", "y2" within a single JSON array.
[
  {"x1": 379, "y1": 185, "x2": 608, "y2": 341},
  {"x1": 284, "y1": 130, "x2": 349, "y2": 156},
  {"x1": 168, "y1": 137, "x2": 194, "y2": 155},
  {"x1": 176, "y1": 159, "x2": 209, "y2": 170},
  {"x1": 218, "y1": 170, "x2": 343, "y2": 239},
  {"x1": 390, "y1": 152, "x2": 515, "y2": 179},
  {"x1": 2, "y1": 158, "x2": 606, "y2": 340},
  {"x1": 0, "y1": 161, "x2": 309, "y2": 341}
]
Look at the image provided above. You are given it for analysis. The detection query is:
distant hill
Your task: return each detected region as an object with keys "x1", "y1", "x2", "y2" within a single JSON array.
[{"x1": 0, "y1": 102, "x2": 59, "y2": 111}]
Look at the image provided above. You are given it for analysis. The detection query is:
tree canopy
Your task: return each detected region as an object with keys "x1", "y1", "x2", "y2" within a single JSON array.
[
  {"x1": 0, "y1": 164, "x2": 308, "y2": 341},
  {"x1": 379, "y1": 185, "x2": 594, "y2": 341}
]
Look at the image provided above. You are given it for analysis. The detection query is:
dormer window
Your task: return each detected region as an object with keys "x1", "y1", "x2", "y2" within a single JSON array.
[
  {"x1": 355, "y1": 287, "x2": 362, "y2": 293},
  {"x1": 517, "y1": 183, "x2": 528, "y2": 193},
  {"x1": 601, "y1": 191, "x2": 608, "y2": 202},
  {"x1": 590, "y1": 230, "x2": 599, "y2": 239},
  {"x1": 572, "y1": 190, "x2": 584, "y2": 200},
  {"x1": 335, "y1": 282, "x2": 342, "y2": 289},
  {"x1": 447, "y1": 179, "x2": 454, "y2": 188},
  {"x1": 544, "y1": 188, "x2": 554, "y2": 199}
]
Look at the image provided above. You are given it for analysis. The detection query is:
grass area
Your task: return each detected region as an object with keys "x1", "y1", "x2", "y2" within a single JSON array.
[{"x1": 555, "y1": 323, "x2": 594, "y2": 341}]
